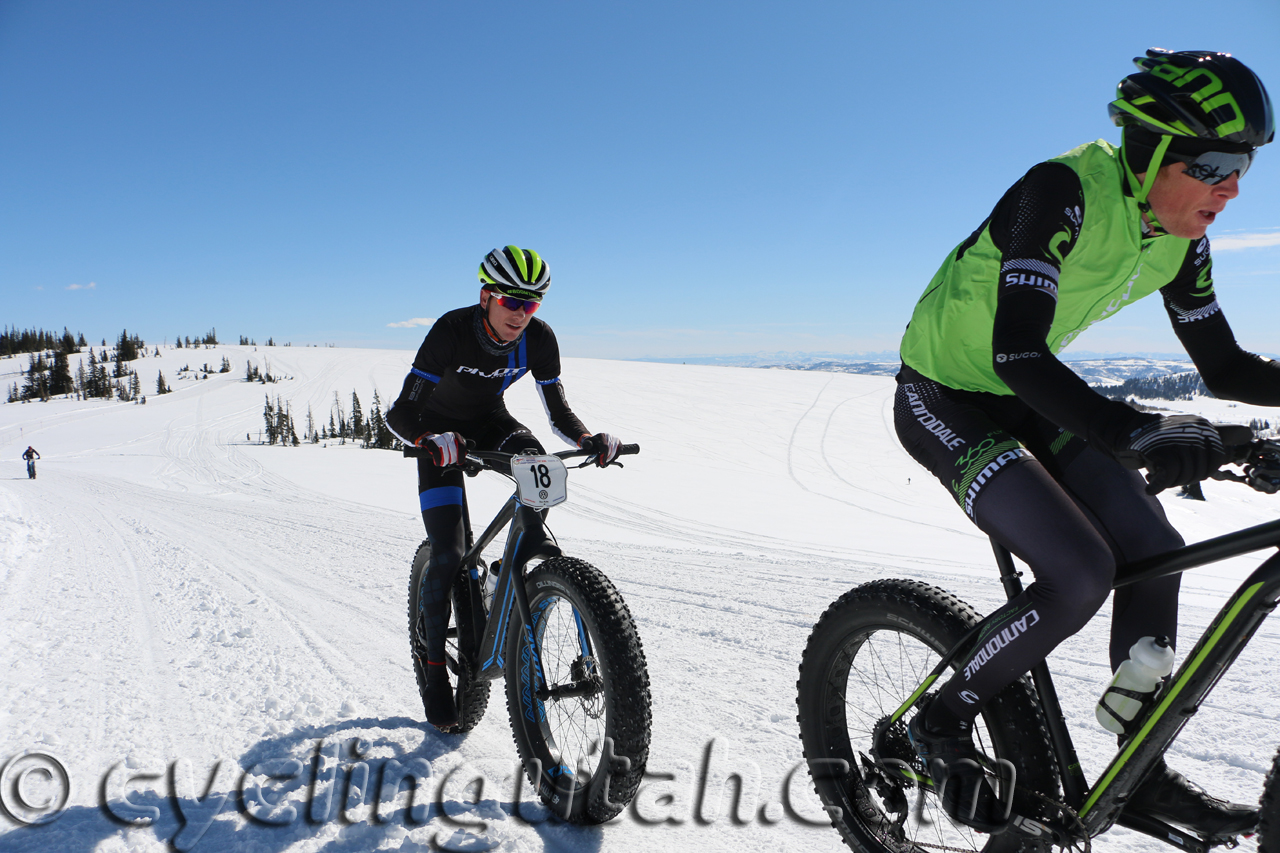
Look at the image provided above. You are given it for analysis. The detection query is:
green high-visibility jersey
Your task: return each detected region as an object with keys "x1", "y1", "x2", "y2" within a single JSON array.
[{"x1": 900, "y1": 140, "x2": 1199, "y2": 395}]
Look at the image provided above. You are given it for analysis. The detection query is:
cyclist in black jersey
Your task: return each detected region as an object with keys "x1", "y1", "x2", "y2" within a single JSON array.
[
  {"x1": 22, "y1": 446, "x2": 39, "y2": 479},
  {"x1": 386, "y1": 245, "x2": 623, "y2": 731},
  {"x1": 897, "y1": 50, "x2": 1275, "y2": 835}
]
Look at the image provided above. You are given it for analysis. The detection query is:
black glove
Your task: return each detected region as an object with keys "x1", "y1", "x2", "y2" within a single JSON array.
[
  {"x1": 415, "y1": 431, "x2": 466, "y2": 466},
  {"x1": 580, "y1": 432, "x2": 621, "y2": 466},
  {"x1": 1113, "y1": 415, "x2": 1226, "y2": 495}
]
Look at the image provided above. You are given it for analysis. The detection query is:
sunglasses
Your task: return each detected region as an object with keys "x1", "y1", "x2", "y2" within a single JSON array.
[
  {"x1": 1167, "y1": 148, "x2": 1255, "y2": 185},
  {"x1": 488, "y1": 292, "x2": 541, "y2": 314}
]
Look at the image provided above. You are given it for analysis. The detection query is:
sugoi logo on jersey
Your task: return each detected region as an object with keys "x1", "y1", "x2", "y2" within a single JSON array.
[
  {"x1": 963, "y1": 609, "x2": 1041, "y2": 681},
  {"x1": 995, "y1": 352, "x2": 1040, "y2": 364},
  {"x1": 457, "y1": 365, "x2": 525, "y2": 379},
  {"x1": 1194, "y1": 237, "x2": 1209, "y2": 267},
  {"x1": 902, "y1": 384, "x2": 966, "y2": 450}
]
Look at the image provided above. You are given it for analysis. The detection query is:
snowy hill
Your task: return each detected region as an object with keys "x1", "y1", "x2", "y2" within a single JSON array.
[{"x1": 1, "y1": 346, "x2": 1277, "y2": 853}]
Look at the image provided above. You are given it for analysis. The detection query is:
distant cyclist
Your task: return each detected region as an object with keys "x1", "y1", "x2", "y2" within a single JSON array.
[
  {"x1": 386, "y1": 245, "x2": 623, "y2": 731},
  {"x1": 22, "y1": 446, "x2": 39, "y2": 479},
  {"x1": 896, "y1": 50, "x2": 1273, "y2": 835}
]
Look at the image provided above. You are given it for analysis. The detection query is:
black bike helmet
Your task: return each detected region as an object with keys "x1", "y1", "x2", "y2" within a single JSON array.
[
  {"x1": 477, "y1": 246, "x2": 550, "y2": 301},
  {"x1": 1110, "y1": 48, "x2": 1274, "y2": 147}
]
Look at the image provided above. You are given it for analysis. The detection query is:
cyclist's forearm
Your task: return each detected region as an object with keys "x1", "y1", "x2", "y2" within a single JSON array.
[
  {"x1": 536, "y1": 379, "x2": 589, "y2": 447},
  {"x1": 993, "y1": 291, "x2": 1149, "y2": 451}
]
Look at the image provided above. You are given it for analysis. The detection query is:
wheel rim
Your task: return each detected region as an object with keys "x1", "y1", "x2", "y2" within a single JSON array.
[{"x1": 836, "y1": 626, "x2": 997, "y2": 853}]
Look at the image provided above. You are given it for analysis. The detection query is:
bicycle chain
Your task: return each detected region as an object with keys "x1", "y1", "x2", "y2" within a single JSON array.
[{"x1": 876, "y1": 789, "x2": 1090, "y2": 853}]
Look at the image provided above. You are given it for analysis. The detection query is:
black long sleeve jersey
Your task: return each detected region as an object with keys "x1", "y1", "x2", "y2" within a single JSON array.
[
  {"x1": 386, "y1": 305, "x2": 589, "y2": 447},
  {"x1": 988, "y1": 162, "x2": 1280, "y2": 449}
]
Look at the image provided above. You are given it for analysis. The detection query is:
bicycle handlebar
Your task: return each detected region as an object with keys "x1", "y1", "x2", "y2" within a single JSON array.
[
  {"x1": 1211, "y1": 434, "x2": 1280, "y2": 494},
  {"x1": 402, "y1": 443, "x2": 640, "y2": 472}
]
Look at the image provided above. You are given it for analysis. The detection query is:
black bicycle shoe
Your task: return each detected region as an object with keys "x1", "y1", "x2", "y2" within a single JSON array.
[
  {"x1": 1127, "y1": 759, "x2": 1259, "y2": 838},
  {"x1": 907, "y1": 705, "x2": 1008, "y2": 832},
  {"x1": 424, "y1": 663, "x2": 459, "y2": 732}
]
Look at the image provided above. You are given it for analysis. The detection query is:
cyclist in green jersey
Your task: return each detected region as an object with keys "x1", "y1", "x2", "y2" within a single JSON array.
[{"x1": 896, "y1": 49, "x2": 1275, "y2": 835}]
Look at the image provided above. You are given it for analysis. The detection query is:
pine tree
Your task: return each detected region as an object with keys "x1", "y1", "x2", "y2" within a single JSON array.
[
  {"x1": 49, "y1": 351, "x2": 73, "y2": 396},
  {"x1": 156, "y1": 371, "x2": 171, "y2": 395},
  {"x1": 351, "y1": 391, "x2": 364, "y2": 440},
  {"x1": 333, "y1": 392, "x2": 347, "y2": 442},
  {"x1": 263, "y1": 395, "x2": 277, "y2": 444}
]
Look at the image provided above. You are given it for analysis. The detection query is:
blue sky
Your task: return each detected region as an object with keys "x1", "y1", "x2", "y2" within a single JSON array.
[{"x1": 2, "y1": 0, "x2": 1278, "y2": 359}]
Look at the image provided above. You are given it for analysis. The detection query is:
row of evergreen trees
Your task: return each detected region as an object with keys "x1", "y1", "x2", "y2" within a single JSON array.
[
  {"x1": 10, "y1": 331, "x2": 151, "y2": 402},
  {"x1": 174, "y1": 329, "x2": 219, "y2": 348},
  {"x1": 261, "y1": 390, "x2": 399, "y2": 450},
  {"x1": 1097, "y1": 371, "x2": 1211, "y2": 402},
  {"x1": 1, "y1": 326, "x2": 87, "y2": 357}
]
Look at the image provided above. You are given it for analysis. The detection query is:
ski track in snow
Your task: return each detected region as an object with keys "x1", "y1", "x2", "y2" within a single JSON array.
[{"x1": 0, "y1": 346, "x2": 1277, "y2": 853}]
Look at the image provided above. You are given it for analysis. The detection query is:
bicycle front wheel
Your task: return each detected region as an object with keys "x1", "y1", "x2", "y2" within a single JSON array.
[
  {"x1": 1261, "y1": 745, "x2": 1280, "y2": 853},
  {"x1": 796, "y1": 579, "x2": 1059, "y2": 853},
  {"x1": 408, "y1": 541, "x2": 490, "y2": 732},
  {"x1": 505, "y1": 556, "x2": 651, "y2": 824}
]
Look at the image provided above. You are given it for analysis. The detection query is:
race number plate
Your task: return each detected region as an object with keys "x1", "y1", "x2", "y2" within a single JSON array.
[{"x1": 511, "y1": 455, "x2": 568, "y2": 509}]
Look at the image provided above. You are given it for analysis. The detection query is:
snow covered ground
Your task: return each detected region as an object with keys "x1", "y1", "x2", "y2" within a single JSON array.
[{"x1": 1, "y1": 344, "x2": 1277, "y2": 853}]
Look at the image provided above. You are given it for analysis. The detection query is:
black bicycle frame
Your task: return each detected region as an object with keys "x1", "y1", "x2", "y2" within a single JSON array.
[
  {"x1": 987, "y1": 520, "x2": 1280, "y2": 847},
  {"x1": 453, "y1": 492, "x2": 564, "y2": 683}
]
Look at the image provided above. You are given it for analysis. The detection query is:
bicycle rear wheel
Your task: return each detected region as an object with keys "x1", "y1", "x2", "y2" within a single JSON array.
[
  {"x1": 505, "y1": 556, "x2": 651, "y2": 823},
  {"x1": 408, "y1": 541, "x2": 490, "y2": 732},
  {"x1": 796, "y1": 579, "x2": 1059, "y2": 853}
]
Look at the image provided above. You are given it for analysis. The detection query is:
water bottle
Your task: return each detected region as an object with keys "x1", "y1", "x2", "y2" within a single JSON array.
[
  {"x1": 1095, "y1": 636, "x2": 1175, "y2": 735},
  {"x1": 484, "y1": 561, "x2": 500, "y2": 610}
]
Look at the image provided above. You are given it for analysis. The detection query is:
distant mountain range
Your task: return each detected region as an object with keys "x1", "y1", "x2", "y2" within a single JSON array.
[{"x1": 633, "y1": 352, "x2": 1200, "y2": 386}]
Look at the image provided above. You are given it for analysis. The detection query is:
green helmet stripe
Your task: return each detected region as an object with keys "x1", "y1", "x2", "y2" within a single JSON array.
[
  {"x1": 505, "y1": 245, "x2": 528, "y2": 281},
  {"x1": 526, "y1": 249, "x2": 544, "y2": 283},
  {"x1": 1110, "y1": 99, "x2": 1196, "y2": 136}
]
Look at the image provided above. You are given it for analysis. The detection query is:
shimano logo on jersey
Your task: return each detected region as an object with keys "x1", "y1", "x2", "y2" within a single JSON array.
[
  {"x1": 903, "y1": 385, "x2": 966, "y2": 451},
  {"x1": 960, "y1": 447, "x2": 1025, "y2": 517},
  {"x1": 995, "y1": 352, "x2": 1040, "y2": 363},
  {"x1": 1002, "y1": 272, "x2": 1059, "y2": 297},
  {"x1": 1172, "y1": 301, "x2": 1221, "y2": 323},
  {"x1": 963, "y1": 610, "x2": 1041, "y2": 681},
  {"x1": 456, "y1": 365, "x2": 525, "y2": 379}
]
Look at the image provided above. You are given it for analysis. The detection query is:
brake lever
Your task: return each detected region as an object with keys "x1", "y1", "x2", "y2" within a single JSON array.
[{"x1": 572, "y1": 458, "x2": 625, "y2": 470}]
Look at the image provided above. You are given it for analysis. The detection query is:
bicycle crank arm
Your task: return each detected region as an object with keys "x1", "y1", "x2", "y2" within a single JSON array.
[
  {"x1": 536, "y1": 676, "x2": 603, "y2": 702},
  {"x1": 1117, "y1": 809, "x2": 1222, "y2": 853}
]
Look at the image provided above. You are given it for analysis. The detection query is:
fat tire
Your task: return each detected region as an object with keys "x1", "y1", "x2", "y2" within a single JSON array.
[
  {"x1": 1260, "y1": 745, "x2": 1280, "y2": 853},
  {"x1": 796, "y1": 578, "x2": 1060, "y2": 853},
  {"x1": 505, "y1": 556, "x2": 651, "y2": 824},
  {"x1": 408, "y1": 540, "x2": 490, "y2": 732}
]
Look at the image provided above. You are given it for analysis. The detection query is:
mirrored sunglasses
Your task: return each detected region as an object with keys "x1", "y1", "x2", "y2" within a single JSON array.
[
  {"x1": 490, "y1": 293, "x2": 541, "y2": 314},
  {"x1": 1167, "y1": 148, "x2": 1255, "y2": 185}
]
